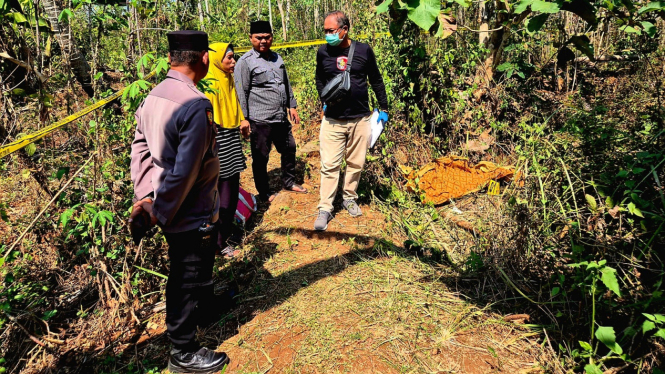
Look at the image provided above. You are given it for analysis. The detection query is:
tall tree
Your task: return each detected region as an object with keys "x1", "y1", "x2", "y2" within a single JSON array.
[
  {"x1": 41, "y1": 0, "x2": 94, "y2": 97},
  {"x1": 277, "y1": 0, "x2": 287, "y2": 40}
]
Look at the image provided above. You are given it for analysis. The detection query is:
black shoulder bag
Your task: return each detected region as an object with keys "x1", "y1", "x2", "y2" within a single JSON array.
[{"x1": 320, "y1": 41, "x2": 356, "y2": 106}]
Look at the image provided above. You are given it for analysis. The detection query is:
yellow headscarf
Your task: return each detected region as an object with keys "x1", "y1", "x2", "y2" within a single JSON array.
[{"x1": 204, "y1": 42, "x2": 245, "y2": 129}]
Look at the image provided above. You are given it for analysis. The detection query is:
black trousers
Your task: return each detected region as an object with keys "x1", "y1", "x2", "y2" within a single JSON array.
[
  {"x1": 163, "y1": 226, "x2": 218, "y2": 351},
  {"x1": 250, "y1": 120, "x2": 297, "y2": 199},
  {"x1": 217, "y1": 173, "x2": 240, "y2": 247}
]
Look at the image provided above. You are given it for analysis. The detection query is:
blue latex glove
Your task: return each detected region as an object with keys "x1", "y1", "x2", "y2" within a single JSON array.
[
  {"x1": 323, "y1": 104, "x2": 327, "y2": 114},
  {"x1": 378, "y1": 110, "x2": 389, "y2": 124}
]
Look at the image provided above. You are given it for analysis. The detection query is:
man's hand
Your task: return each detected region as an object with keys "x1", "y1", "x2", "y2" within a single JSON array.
[
  {"x1": 240, "y1": 120, "x2": 251, "y2": 139},
  {"x1": 130, "y1": 198, "x2": 158, "y2": 226},
  {"x1": 289, "y1": 108, "x2": 301, "y2": 125}
]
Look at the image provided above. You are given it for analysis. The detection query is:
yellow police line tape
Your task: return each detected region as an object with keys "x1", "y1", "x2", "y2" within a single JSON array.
[
  {"x1": 234, "y1": 33, "x2": 391, "y2": 53},
  {"x1": 0, "y1": 34, "x2": 393, "y2": 159},
  {"x1": 0, "y1": 71, "x2": 156, "y2": 159}
]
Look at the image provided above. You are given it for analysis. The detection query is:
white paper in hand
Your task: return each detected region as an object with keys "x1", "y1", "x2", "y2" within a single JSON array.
[{"x1": 369, "y1": 110, "x2": 384, "y2": 149}]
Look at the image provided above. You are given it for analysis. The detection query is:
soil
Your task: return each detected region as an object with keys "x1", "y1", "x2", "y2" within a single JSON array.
[{"x1": 200, "y1": 129, "x2": 547, "y2": 374}]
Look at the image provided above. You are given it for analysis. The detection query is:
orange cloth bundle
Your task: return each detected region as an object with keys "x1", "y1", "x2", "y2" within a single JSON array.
[{"x1": 402, "y1": 156, "x2": 516, "y2": 205}]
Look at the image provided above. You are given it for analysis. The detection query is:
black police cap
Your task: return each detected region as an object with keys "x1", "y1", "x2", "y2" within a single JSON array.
[
  {"x1": 250, "y1": 20, "x2": 272, "y2": 34},
  {"x1": 167, "y1": 30, "x2": 216, "y2": 52}
]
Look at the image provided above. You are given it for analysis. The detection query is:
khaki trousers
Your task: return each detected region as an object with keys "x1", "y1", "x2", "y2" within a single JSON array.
[{"x1": 318, "y1": 115, "x2": 371, "y2": 212}]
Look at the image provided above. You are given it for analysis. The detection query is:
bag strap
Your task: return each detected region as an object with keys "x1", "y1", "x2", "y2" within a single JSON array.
[{"x1": 346, "y1": 40, "x2": 356, "y2": 71}]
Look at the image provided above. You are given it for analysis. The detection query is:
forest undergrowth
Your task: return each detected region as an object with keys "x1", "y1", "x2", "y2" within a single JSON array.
[{"x1": 1, "y1": 0, "x2": 665, "y2": 373}]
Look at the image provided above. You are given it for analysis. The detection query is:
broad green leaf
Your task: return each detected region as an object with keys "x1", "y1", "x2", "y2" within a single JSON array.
[
  {"x1": 56, "y1": 167, "x2": 70, "y2": 180},
  {"x1": 638, "y1": 1, "x2": 665, "y2": 14},
  {"x1": 570, "y1": 35, "x2": 594, "y2": 60},
  {"x1": 655, "y1": 329, "x2": 665, "y2": 339},
  {"x1": 405, "y1": 0, "x2": 440, "y2": 30},
  {"x1": 551, "y1": 286, "x2": 560, "y2": 296},
  {"x1": 642, "y1": 320, "x2": 656, "y2": 333},
  {"x1": 496, "y1": 62, "x2": 515, "y2": 72},
  {"x1": 25, "y1": 142, "x2": 36, "y2": 156},
  {"x1": 641, "y1": 21, "x2": 657, "y2": 38},
  {"x1": 526, "y1": 13, "x2": 549, "y2": 34},
  {"x1": 585, "y1": 194, "x2": 597, "y2": 211},
  {"x1": 620, "y1": 25, "x2": 641, "y2": 35},
  {"x1": 643, "y1": 313, "x2": 656, "y2": 321},
  {"x1": 42, "y1": 309, "x2": 57, "y2": 320},
  {"x1": 8, "y1": 11, "x2": 27, "y2": 23},
  {"x1": 605, "y1": 196, "x2": 614, "y2": 207},
  {"x1": 627, "y1": 202, "x2": 644, "y2": 218},
  {"x1": 60, "y1": 208, "x2": 75, "y2": 227},
  {"x1": 600, "y1": 266, "x2": 621, "y2": 297},
  {"x1": 0, "y1": 258, "x2": 4, "y2": 268},
  {"x1": 579, "y1": 340, "x2": 592, "y2": 351},
  {"x1": 584, "y1": 364, "x2": 603, "y2": 374},
  {"x1": 58, "y1": 8, "x2": 73, "y2": 22},
  {"x1": 376, "y1": 0, "x2": 392, "y2": 13},
  {"x1": 531, "y1": 0, "x2": 561, "y2": 13},
  {"x1": 514, "y1": 0, "x2": 534, "y2": 13},
  {"x1": 595, "y1": 326, "x2": 623, "y2": 355},
  {"x1": 452, "y1": 0, "x2": 470, "y2": 7}
]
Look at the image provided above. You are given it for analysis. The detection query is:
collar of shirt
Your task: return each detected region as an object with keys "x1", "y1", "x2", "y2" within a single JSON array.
[
  {"x1": 166, "y1": 69, "x2": 195, "y2": 86},
  {"x1": 249, "y1": 48, "x2": 276, "y2": 62}
]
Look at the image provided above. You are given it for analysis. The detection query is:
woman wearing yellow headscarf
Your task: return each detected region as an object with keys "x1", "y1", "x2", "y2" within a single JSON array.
[{"x1": 205, "y1": 42, "x2": 249, "y2": 258}]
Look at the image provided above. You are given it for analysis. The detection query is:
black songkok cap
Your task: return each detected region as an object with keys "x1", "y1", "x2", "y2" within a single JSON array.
[
  {"x1": 250, "y1": 20, "x2": 272, "y2": 34},
  {"x1": 167, "y1": 30, "x2": 216, "y2": 52}
]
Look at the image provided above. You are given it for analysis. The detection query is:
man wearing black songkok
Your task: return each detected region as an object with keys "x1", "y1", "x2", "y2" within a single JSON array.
[{"x1": 235, "y1": 20, "x2": 308, "y2": 202}]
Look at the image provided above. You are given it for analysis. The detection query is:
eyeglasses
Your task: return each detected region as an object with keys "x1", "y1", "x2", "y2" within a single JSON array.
[{"x1": 324, "y1": 27, "x2": 344, "y2": 35}]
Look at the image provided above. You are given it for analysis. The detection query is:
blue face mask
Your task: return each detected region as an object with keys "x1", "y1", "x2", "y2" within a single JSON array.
[{"x1": 326, "y1": 32, "x2": 343, "y2": 46}]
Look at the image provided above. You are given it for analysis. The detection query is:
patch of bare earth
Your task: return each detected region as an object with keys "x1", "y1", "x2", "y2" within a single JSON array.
[{"x1": 210, "y1": 133, "x2": 547, "y2": 373}]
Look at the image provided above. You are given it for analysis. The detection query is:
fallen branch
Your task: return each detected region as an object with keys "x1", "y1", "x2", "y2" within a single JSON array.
[
  {"x1": 3, "y1": 152, "x2": 96, "y2": 259},
  {"x1": 0, "y1": 52, "x2": 48, "y2": 83},
  {"x1": 4, "y1": 313, "x2": 49, "y2": 348},
  {"x1": 575, "y1": 54, "x2": 640, "y2": 64}
]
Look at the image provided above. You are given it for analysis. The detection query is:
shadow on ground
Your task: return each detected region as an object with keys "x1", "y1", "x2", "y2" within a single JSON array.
[{"x1": 39, "y1": 217, "x2": 473, "y2": 373}]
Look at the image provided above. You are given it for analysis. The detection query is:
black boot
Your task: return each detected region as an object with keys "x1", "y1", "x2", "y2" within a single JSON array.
[{"x1": 168, "y1": 347, "x2": 229, "y2": 374}]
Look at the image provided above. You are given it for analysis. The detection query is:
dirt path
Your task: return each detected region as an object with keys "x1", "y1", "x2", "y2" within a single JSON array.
[{"x1": 205, "y1": 134, "x2": 546, "y2": 373}]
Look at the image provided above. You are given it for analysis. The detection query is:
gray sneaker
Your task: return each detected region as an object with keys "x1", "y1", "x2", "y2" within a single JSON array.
[
  {"x1": 314, "y1": 210, "x2": 333, "y2": 231},
  {"x1": 343, "y1": 200, "x2": 362, "y2": 217}
]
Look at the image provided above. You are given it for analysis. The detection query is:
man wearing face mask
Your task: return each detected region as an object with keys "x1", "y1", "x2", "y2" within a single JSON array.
[
  {"x1": 313, "y1": 10, "x2": 389, "y2": 231},
  {"x1": 235, "y1": 20, "x2": 307, "y2": 203}
]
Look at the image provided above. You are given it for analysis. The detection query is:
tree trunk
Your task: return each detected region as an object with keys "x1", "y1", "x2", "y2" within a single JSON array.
[
  {"x1": 286, "y1": 0, "x2": 290, "y2": 39},
  {"x1": 314, "y1": 2, "x2": 319, "y2": 32},
  {"x1": 197, "y1": 0, "x2": 205, "y2": 30},
  {"x1": 478, "y1": 0, "x2": 490, "y2": 47},
  {"x1": 268, "y1": 0, "x2": 273, "y2": 30},
  {"x1": 277, "y1": 0, "x2": 287, "y2": 41},
  {"x1": 42, "y1": 0, "x2": 93, "y2": 97},
  {"x1": 475, "y1": 2, "x2": 529, "y2": 86}
]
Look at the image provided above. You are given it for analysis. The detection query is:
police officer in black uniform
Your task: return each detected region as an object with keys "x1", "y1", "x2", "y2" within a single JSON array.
[{"x1": 129, "y1": 31, "x2": 229, "y2": 373}]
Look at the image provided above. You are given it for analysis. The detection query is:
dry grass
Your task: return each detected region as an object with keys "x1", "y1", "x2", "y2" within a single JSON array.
[
  {"x1": 209, "y1": 134, "x2": 549, "y2": 373},
  {"x1": 1, "y1": 126, "x2": 552, "y2": 373}
]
